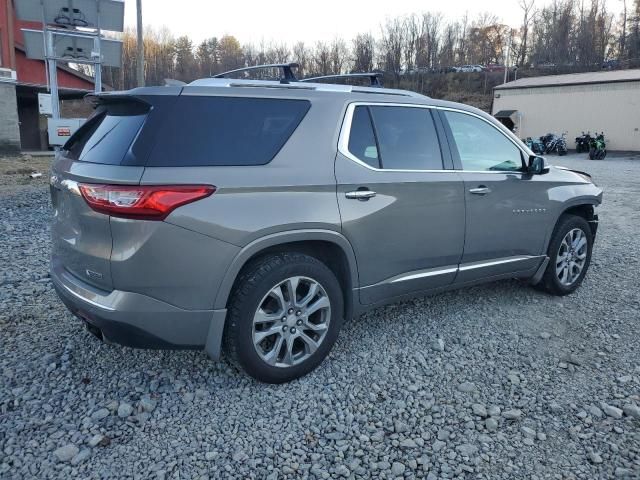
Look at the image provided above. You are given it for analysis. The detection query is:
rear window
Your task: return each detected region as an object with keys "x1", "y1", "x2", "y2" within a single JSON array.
[
  {"x1": 147, "y1": 96, "x2": 311, "y2": 167},
  {"x1": 64, "y1": 101, "x2": 148, "y2": 165}
]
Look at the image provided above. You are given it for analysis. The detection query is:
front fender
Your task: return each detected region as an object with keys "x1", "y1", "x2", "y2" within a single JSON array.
[
  {"x1": 543, "y1": 183, "x2": 603, "y2": 252},
  {"x1": 213, "y1": 229, "x2": 359, "y2": 310}
]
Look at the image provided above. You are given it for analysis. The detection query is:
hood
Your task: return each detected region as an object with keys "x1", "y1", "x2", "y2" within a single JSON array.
[{"x1": 553, "y1": 165, "x2": 594, "y2": 184}]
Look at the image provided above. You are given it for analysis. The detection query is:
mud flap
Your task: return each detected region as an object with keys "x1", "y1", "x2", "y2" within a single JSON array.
[
  {"x1": 204, "y1": 309, "x2": 228, "y2": 360},
  {"x1": 529, "y1": 256, "x2": 550, "y2": 285}
]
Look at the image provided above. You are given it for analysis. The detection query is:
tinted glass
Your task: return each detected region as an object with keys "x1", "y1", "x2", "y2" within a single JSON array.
[
  {"x1": 347, "y1": 106, "x2": 380, "y2": 168},
  {"x1": 65, "y1": 102, "x2": 147, "y2": 165},
  {"x1": 369, "y1": 106, "x2": 443, "y2": 170},
  {"x1": 148, "y1": 96, "x2": 310, "y2": 167},
  {"x1": 443, "y1": 111, "x2": 523, "y2": 171}
]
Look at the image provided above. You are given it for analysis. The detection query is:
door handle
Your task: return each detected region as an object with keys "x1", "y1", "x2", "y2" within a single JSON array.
[
  {"x1": 345, "y1": 190, "x2": 377, "y2": 200},
  {"x1": 469, "y1": 186, "x2": 491, "y2": 195}
]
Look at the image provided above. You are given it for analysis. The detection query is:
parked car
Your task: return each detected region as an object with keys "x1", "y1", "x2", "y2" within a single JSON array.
[
  {"x1": 534, "y1": 62, "x2": 557, "y2": 69},
  {"x1": 457, "y1": 65, "x2": 484, "y2": 72},
  {"x1": 486, "y1": 63, "x2": 506, "y2": 72},
  {"x1": 50, "y1": 71, "x2": 603, "y2": 383}
]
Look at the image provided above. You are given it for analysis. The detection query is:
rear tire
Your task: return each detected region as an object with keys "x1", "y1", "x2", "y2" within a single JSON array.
[
  {"x1": 536, "y1": 215, "x2": 593, "y2": 296},
  {"x1": 223, "y1": 252, "x2": 344, "y2": 383}
]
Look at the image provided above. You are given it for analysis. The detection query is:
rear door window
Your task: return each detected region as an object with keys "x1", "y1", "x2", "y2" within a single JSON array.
[
  {"x1": 147, "y1": 96, "x2": 311, "y2": 167},
  {"x1": 347, "y1": 106, "x2": 380, "y2": 168},
  {"x1": 368, "y1": 106, "x2": 443, "y2": 170}
]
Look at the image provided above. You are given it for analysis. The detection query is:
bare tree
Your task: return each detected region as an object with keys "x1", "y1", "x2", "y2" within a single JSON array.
[
  {"x1": 403, "y1": 15, "x2": 420, "y2": 72},
  {"x1": 292, "y1": 42, "x2": 311, "y2": 77},
  {"x1": 330, "y1": 38, "x2": 349, "y2": 74},
  {"x1": 381, "y1": 17, "x2": 405, "y2": 82},
  {"x1": 619, "y1": 0, "x2": 627, "y2": 59},
  {"x1": 312, "y1": 42, "x2": 332, "y2": 75},
  {"x1": 352, "y1": 33, "x2": 375, "y2": 72},
  {"x1": 518, "y1": 0, "x2": 536, "y2": 66}
]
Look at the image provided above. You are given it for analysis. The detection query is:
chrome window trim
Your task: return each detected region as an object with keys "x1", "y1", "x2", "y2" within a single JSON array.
[
  {"x1": 337, "y1": 102, "x2": 530, "y2": 174},
  {"x1": 338, "y1": 102, "x2": 451, "y2": 173}
]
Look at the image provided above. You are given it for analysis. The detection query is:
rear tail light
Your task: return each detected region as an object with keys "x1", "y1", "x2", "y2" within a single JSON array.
[{"x1": 79, "y1": 184, "x2": 215, "y2": 220}]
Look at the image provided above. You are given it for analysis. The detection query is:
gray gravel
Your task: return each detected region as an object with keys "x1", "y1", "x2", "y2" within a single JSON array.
[{"x1": 1, "y1": 153, "x2": 639, "y2": 479}]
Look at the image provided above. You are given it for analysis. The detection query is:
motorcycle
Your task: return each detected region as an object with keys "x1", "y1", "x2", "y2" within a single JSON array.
[
  {"x1": 541, "y1": 133, "x2": 568, "y2": 156},
  {"x1": 524, "y1": 137, "x2": 545, "y2": 155},
  {"x1": 589, "y1": 132, "x2": 607, "y2": 160},
  {"x1": 575, "y1": 132, "x2": 593, "y2": 154}
]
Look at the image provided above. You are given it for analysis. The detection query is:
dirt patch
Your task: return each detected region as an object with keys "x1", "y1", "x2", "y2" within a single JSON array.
[{"x1": 0, "y1": 155, "x2": 52, "y2": 195}]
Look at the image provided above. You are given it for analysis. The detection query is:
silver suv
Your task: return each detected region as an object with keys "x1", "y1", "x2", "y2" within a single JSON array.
[{"x1": 50, "y1": 67, "x2": 603, "y2": 383}]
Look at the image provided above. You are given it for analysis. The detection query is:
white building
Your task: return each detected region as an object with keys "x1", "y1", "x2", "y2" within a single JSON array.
[{"x1": 492, "y1": 69, "x2": 640, "y2": 152}]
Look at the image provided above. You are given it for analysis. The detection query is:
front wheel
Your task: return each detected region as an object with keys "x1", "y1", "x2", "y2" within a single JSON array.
[
  {"x1": 224, "y1": 252, "x2": 344, "y2": 383},
  {"x1": 536, "y1": 215, "x2": 593, "y2": 296}
]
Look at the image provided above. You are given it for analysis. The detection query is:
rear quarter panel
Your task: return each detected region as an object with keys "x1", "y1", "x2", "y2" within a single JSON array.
[{"x1": 141, "y1": 92, "x2": 346, "y2": 246}]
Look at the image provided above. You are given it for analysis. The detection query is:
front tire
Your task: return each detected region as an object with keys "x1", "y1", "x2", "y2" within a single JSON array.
[
  {"x1": 537, "y1": 215, "x2": 593, "y2": 296},
  {"x1": 224, "y1": 252, "x2": 344, "y2": 383}
]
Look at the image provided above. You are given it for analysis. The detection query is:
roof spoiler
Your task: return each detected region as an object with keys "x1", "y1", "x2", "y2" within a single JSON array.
[
  {"x1": 300, "y1": 73, "x2": 383, "y2": 87},
  {"x1": 212, "y1": 63, "x2": 299, "y2": 83}
]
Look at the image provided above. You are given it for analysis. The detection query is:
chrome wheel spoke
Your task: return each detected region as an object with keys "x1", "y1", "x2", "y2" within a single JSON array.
[
  {"x1": 303, "y1": 318, "x2": 328, "y2": 332},
  {"x1": 285, "y1": 277, "x2": 300, "y2": 306},
  {"x1": 253, "y1": 324, "x2": 283, "y2": 344},
  {"x1": 574, "y1": 235, "x2": 587, "y2": 252},
  {"x1": 262, "y1": 335, "x2": 285, "y2": 366},
  {"x1": 253, "y1": 308, "x2": 281, "y2": 326},
  {"x1": 269, "y1": 286, "x2": 287, "y2": 312},
  {"x1": 305, "y1": 296, "x2": 330, "y2": 317},
  {"x1": 298, "y1": 283, "x2": 319, "y2": 308},
  {"x1": 282, "y1": 337, "x2": 295, "y2": 365},
  {"x1": 299, "y1": 333, "x2": 320, "y2": 355}
]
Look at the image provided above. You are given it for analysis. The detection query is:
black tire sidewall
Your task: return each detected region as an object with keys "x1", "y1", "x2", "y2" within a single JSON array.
[
  {"x1": 229, "y1": 255, "x2": 344, "y2": 383},
  {"x1": 545, "y1": 216, "x2": 593, "y2": 295}
]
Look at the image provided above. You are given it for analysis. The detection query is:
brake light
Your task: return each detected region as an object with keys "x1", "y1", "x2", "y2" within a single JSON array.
[{"x1": 79, "y1": 184, "x2": 215, "y2": 220}]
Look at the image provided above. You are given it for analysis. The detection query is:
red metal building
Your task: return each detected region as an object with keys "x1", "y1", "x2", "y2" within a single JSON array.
[{"x1": 1, "y1": 0, "x2": 98, "y2": 150}]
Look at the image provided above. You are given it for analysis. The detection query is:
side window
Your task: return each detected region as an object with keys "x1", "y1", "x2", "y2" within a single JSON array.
[
  {"x1": 369, "y1": 106, "x2": 443, "y2": 170},
  {"x1": 347, "y1": 106, "x2": 380, "y2": 168},
  {"x1": 443, "y1": 111, "x2": 523, "y2": 172},
  {"x1": 148, "y1": 97, "x2": 310, "y2": 167}
]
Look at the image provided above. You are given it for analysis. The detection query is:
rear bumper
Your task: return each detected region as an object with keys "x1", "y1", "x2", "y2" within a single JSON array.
[{"x1": 51, "y1": 261, "x2": 226, "y2": 359}]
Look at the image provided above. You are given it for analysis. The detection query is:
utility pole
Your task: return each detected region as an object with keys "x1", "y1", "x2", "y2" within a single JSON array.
[
  {"x1": 503, "y1": 32, "x2": 512, "y2": 84},
  {"x1": 136, "y1": 0, "x2": 144, "y2": 87}
]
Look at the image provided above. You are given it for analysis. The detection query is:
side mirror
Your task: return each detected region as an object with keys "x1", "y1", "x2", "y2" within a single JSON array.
[{"x1": 528, "y1": 155, "x2": 549, "y2": 175}]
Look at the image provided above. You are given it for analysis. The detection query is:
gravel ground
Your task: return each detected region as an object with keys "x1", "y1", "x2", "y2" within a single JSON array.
[{"x1": 1, "y1": 153, "x2": 639, "y2": 479}]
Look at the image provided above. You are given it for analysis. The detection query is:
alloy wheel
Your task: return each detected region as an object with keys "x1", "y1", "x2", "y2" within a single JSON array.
[
  {"x1": 252, "y1": 276, "x2": 331, "y2": 368},
  {"x1": 555, "y1": 228, "x2": 588, "y2": 286}
]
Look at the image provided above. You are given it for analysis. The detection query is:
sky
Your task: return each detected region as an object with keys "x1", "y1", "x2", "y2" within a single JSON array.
[{"x1": 122, "y1": 0, "x2": 590, "y2": 46}]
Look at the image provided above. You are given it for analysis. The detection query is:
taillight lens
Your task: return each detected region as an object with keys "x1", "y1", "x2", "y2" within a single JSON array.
[{"x1": 79, "y1": 184, "x2": 215, "y2": 220}]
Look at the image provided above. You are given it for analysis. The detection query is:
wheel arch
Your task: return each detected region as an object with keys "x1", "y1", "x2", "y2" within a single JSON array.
[
  {"x1": 544, "y1": 199, "x2": 600, "y2": 253},
  {"x1": 214, "y1": 230, "x2": 359, "y2": 320}
]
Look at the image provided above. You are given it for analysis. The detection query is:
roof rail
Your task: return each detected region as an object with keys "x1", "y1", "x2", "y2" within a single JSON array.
[
  {"x1": 212, "y1": 63, "x2": 299, "y2": 83},
  {"x1": 300, "y1": 72, "x2": 383, "y2": 87}
]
